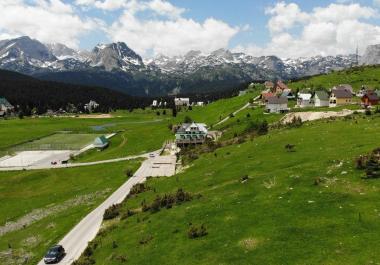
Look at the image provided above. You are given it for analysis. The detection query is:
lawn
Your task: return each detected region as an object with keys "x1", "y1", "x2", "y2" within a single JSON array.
[
  {"x1": 11, "y1": 133, "x2": 102, "y2": 151},
  {"x1": 0, "y1": 160, "x2": 141, "y2": 265},
  {"x1": 78, "y1": 113, "x2": 380, "y2": 265}
]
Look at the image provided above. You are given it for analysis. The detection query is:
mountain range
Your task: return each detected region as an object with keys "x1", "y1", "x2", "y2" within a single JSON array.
[{"x1": 1, "y1": 36, "x2": 378, "y2": 96}]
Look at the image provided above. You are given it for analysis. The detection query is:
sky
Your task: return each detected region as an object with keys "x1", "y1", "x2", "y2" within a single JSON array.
[{"x1": 1, "y1": 0, "x2": 380, "y2": 58}]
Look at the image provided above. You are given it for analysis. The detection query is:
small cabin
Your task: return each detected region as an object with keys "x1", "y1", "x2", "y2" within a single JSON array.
[{"x1": 314, "y1": 91, "x2": 329, "y2": 107}]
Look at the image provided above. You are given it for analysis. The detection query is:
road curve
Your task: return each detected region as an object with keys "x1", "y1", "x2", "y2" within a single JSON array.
[{"x1": 37, "y1": 154, "x2": 176, "y2": 265}]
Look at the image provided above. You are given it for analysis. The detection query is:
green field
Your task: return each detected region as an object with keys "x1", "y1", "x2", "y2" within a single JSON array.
[
  {"x1": 76, "y1": 113, "x2": 380, "y2": 265},
  {"x1": 0, "y1": 160, "x2": 141, "y2": 265},
  {"x1": 0, "y1": 110, "x2": 173, "y2": 160},
  {"x1": 11, "y1": 133, "x2": 102, "y2": 151},
  {"x1": 288, "y1": 65, "x2": 380, "y2": 91}
]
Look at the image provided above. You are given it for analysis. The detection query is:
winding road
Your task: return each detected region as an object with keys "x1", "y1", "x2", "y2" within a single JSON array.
[{"x1": 37, "y1": 154, "x2": 177, "y2": 265}]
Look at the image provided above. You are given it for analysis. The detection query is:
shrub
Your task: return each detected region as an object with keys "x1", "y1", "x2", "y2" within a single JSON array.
[
  {"x1": 73, "y1": 257, "x2": 95, "y2": 265},
  {"x1": 188, "y1": 224, "x2": 208, "y2": 239},
  {"x1": 162, "y1": 109, "x2": 167, "y2": 115},
  {"x1": 129, "y1": 183, "x2": 150, "y2": 196},
  {"x1": 112, "y1": 241, "x2": 118, "y2": 249},
  {"x1": 365, "y1": 109, "x2": 372, "y2": 116},
  {"x1": 156, "y1": 111, "x2": 161, "y2": 116},
  {"x1": 103, "y1": 204, "x2": 121, "y2": 220},
  {"x1": 229, "y1": 113, "x2": 235, "y2": 118},
  {"x1": 125, "y1": 169, "x2": 134, "y2": 177},
  {"x1": 258, "y1": 120, "x2": 269, "y2": 135},
  {"x1": 121, "y1": 209, "x2": 136, "y2": 220},
  {"x1": 246, "y1": 113, "x2": 251, "y2": 118},
  {"x1": 139, "y1": 235, "x2": 154, "y2": 245}
]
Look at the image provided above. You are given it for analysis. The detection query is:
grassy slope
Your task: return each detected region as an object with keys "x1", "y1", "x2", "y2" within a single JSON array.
[
  {"x1": 175, "y1": 91, "x2": 256, "y2": 126},
  {"x1": 0, "y1": 160, "x2": 141, "y2": 264},
  {"x1": 85, "y1": 114, "x2": 380, "y2": 265},
  {"x1": 288, "y1": 65, "x2": 380, "y2": 91}
]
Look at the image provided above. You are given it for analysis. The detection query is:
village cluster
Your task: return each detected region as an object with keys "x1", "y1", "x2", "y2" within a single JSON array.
[{"x1": 261, "y1": 81, "x2": 380, "y2": 113}]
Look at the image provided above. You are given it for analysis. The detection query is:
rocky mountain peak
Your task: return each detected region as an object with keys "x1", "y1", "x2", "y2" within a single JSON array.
[{"x1": 360, "y1": 44, "x2": 380, "y2": 66}]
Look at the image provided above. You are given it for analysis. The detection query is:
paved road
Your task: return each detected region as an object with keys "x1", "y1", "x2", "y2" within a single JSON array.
[
  {"x1": 0, "y1": 150, "x2": 159, "y2": 171},
  {"x1": 37, "y1": 154, "x2": 177, "y2": 265}
]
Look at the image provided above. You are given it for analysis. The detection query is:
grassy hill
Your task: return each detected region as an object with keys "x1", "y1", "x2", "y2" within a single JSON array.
[
  {"x1": 288, "y1": 65, "x2": 380, "y2": 91},
  {"x1": 75, "y1": 113, "x2": 380, "y2": 265},
  {"x1": 0, "y1": 160, "x2": 141, "y2": 265}
]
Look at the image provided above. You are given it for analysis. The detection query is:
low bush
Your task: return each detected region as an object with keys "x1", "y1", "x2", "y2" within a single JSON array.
[
  {"x1": 103, "y1": 204, "x2": 122, "y2": 220},
  {"x1": 188, "y1": 224, "x2": 208, "y2": 239}
]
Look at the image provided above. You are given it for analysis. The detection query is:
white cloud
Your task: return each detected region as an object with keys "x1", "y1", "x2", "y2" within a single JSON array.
[
  {"x1": 0, "y1": 0, "x2": 99, "y2": 48},
  {"x1": 235, "y1": 2, "x2": 380, "y2": 58},
  {"x1": 108, "y1": 14, "x2": 239, "y2": 56},
  {"x1": 103, "y1": 0, "x2": 239, "y2": 56}
]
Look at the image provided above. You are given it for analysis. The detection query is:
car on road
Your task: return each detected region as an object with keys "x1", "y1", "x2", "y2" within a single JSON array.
[
  {"x1": 149, "y1": 153, "x2": 155, "y2": 158},
  {"x1": 44, "y1": 245, "x2": 65, "y2": 264}
]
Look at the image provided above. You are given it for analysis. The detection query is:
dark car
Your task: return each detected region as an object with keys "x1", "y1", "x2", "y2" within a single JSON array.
[{"x1": 44, "y1": 245, "x2": 65, "y2": 264}]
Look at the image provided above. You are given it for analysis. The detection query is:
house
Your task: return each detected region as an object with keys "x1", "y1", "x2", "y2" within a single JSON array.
[
  {"x1": 152, "y1": 100, "x2": 158, "y2": 107},
  {"x1": 361, "y1": 91, "x2": 379, "y2": 107},
  {"x1": 93, "y1": 135, "x2": 109, "y2": 149},
  {"x1": 281, "y1": 89, "x2": 295, "y2": 99},
  {"x1": 84, "y1": 100, "x2": 99, "y2": 112},
  {"x1": 297, "y1": 91, "x2": 313, "y2": 108},
  {"x1": 0, "y1": 97, "x2": 14, "y2": 116},
  {"x1": 261, "y1": 92, "x2": 275, "y2": 104},
  {"x1": 314, "y1": 91, "x2": 330, "y2": 107},
  {"x1": 265, "y1": 96, "x2": 289, "y2": 113},
  {"x1": 329, "y1": 89, "x2": 353, "y2": 107},
  {"x1": 264, "y1": 81, "x2": 274, "y2": 90},
  {"x1": 333, "y1": 84, "x2": 354, "y2": 95},
  {"x1": 175, "y1": 122, "x2": 208, "y2": 145},
  {"x1": 174, "y1": 98, "x2": 190, "y2": 108},
  {"x1": 269, "y1": 81, "x2": 290, "y2": 94},
  {"x1": 196, "y1": 102, "x2": 205, "y2": 106}
]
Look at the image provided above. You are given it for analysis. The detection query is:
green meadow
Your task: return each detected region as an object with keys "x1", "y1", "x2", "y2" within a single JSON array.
[
  {"x1": 0, "y1": 160, "x2": 141, "y2": 265},
  {"x1": 77, "y1": 113, "x2": 380, "y2": 265}
]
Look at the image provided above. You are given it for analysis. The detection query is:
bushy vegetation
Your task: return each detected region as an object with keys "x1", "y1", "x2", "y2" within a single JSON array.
[{"x1": 356, "y1": 148, "x2": 380, "y2": 179}]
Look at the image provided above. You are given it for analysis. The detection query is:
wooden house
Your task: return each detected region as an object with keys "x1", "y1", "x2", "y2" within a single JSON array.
[{"x1": 329, "y1": 89, "x2": 353, "y2": 107}]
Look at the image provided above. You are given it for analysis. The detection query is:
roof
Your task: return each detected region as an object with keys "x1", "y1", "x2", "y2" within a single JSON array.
[
  {"x1": 177, "y1": 122, "x2": 208, "y2": 133},
  {"x1": 0, "y1": 97, "x2": 13, "y2": 108},
  {"x1": 298, "y1": 93, "x2": 312, "y2": 100},
  {"x1": 261, "y1": 92, "x2": 275, "y2": 99},
  {"x1": 332, "y1": 89, "x2": 352, "y2": 98},
  {"x1": 281, "y1": 90, "x2": 294, "y2": 97},
  {"x1": 314, "y1": 91, "x2": 329, "y2": 100},
  {"x1": 276, "y1": 81, "x2": 289, "y2": 90},
  {"x1": 267, "y1": 96, "x2": 288, "y2": 104},
  {"x1": 363, "y1": 92, "x2": 379, "y2": 101},
  {"x1": 334, "y1": 84, "x2": 353, "y2": 92},
  {"x1": 94, "y1": 135, "x2": 109, "y2": 147}
]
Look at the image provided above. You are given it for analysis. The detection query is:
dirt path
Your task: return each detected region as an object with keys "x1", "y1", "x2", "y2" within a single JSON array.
[{"x1": 281, "y1": 109, "x2": 364, "y2": 124}]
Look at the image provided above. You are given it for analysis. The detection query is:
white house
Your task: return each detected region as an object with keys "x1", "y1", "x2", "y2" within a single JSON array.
[
  {"x1": 152, "y1": 100, "x2": 158, "y2": 107},
  {"x1": 174, "y1": 98, "x2": 190, "y2": 107},
  {"x1": 0, "y1": 97, "x2": 14, "y2": 116},
  {"x1": 265, "y1": 96, "x2": 289, "y2": 113},
  {"x1": 196, "y1": 102, "x2": 204, "y2": 106},
  {"x1": 313, "y1": 91, "x2": 330, "y2": 107},
  {"x1": 175, "y1": 122, "x2": 208, "y2": 145},
  {"x1": 297, "y1": 92, "x2": 313, "y2": 108},
  {"x1": 84, "y1": 100, "x2": 99, "y2": 112}
]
